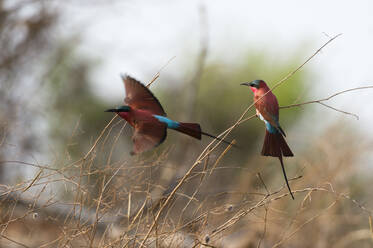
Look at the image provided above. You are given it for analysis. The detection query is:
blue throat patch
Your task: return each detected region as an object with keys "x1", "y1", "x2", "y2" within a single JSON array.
[{"x1": 153, "y1": 115, "x2": 180, "y2": 129}]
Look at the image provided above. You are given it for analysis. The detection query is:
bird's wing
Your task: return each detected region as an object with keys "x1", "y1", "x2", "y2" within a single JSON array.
[
  {"x1": 122, "y1": 75, "x2": 166, "y2": 116},
  {"x1": 131, "y1": 120, "x2": 167, "y2": 154},
  {"x1": 256, "y1": 103, "x2": 279, "y2": 128},
  {"x1": 256, "y1": 101, "x2": 287, "y2": 136}
]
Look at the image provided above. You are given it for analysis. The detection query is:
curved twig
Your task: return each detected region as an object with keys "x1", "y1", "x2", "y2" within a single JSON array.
[
  {"x1": 280, "y1": 85, "x2": 373, "y2": 120},
  {"x1": 139, "y1": 33, "x2": 343, "y2": 248}
]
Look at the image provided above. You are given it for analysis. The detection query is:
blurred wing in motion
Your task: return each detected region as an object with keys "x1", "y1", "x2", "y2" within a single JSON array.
[
  {"x1": 131, "y1": 121, "x2": 167, "y2": 155},
  {"x1": 122, "y1": 75, "x2": 166, "y2": 116}
]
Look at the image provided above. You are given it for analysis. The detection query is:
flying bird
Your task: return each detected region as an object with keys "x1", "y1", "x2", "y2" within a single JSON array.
[
  {"x1": 241, "y1": 79, "x2": 295, "y2": 199},
  {"x1": 105, "y1": 75, "x2": 233, "y2": 155}
]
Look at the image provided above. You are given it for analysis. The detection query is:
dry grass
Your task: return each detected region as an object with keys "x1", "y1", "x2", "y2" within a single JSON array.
[
  {"x1": 1, "y1": 121, "x2": 372, "y2": 248},
  {"x1": 1, "y1": 34, "x2": 373, "y2": 248}
]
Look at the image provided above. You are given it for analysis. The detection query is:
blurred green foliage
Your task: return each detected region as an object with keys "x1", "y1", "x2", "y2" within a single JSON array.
[
  {"x1": 45, "y1": 43, "x2": 105, "y2": 158},
  {"x1": 41, "y1": 37, "x2": 310, "y2": 164},
  {"x1": 158, "y1": 49, "x2": 310, "y2": 160},
  {"x1": 41, "y1": 42, "x2": 311, "y2": 199}
]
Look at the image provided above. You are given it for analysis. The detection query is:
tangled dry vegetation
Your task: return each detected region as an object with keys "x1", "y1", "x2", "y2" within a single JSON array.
[
  {"x1": 1, "y1": 116, "x2": 373, "y2": 248},
  {"x1": 1, "y1": 34, "x2": 373, "y2": 248}
]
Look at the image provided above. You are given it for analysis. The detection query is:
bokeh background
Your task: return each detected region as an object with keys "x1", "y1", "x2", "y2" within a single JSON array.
[{"x1": 1, "y1": 0, "x2": 373, "y2": 247}]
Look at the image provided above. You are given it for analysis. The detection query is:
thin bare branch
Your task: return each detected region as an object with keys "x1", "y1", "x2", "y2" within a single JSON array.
[
  {"x1": 272, "y1": 200, "x2": 338, "y2": 248},
  {"x1": 139, "y1": 33, "x2": 343, "y2": 247},
  {"x1": 0, "y1": 234, "x2": 31, "y2": 248},
  {"x1": 257, "y1": 173, "x2": 270, "y2": 195},
  {"x1": 146, "y1": 56, "x2": 176, "y2": 87},
  {"x1": 280, "y1": 85, "x2": 373, "y2": 119},
  {"x1": 257, "y1": 206, "x2": 268, "y2": 248}
]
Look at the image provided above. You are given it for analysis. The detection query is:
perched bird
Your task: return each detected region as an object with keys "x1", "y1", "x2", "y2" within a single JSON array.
[
  {"x1": 106, "y1": 75, "x2": 233, "y2": 155},
  {"x1": 241, "y1": 79, "x2": 295, "y2": 199}
]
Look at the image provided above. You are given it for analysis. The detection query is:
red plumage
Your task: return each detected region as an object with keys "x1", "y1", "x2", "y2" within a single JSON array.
[
  {"x1": 110, "y1": 75, "x2": 233, "y2": 154},
  {"x1": 252, "y1": 81, "x2": 293, "y2": 158},
  {"x1": 131, "y1": 120, "x2": 167, "y2": 155},
  {"x1": 262, "y1": 130, "x2": 293, "y2": 157},
  {"x1": 245, "y1": 80, "x2": 295, "y2": 200},
  {"x1": 123, "y1": 75, "x2": 166, "y2": 116},
  {"x1": 175, "y1": 123, "x2": 202, "y2": 140},
  {"x1": 118, "y1": 108, "x2": 167, "y2": 155},
  {"x1": 120, "y1": 75, "x2": 167, "y2": 154}
]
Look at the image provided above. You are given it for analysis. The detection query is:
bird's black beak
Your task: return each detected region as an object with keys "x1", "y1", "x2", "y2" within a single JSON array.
[
  {"x1": 105, "y1": 106, "x2": 130, "y2": 113},
  {"x1": 241, "y1": 81, "x2": 256, "y2": 87},
  {"x1": 105, "y1": 109, "x2": 118, "y2": 112}
]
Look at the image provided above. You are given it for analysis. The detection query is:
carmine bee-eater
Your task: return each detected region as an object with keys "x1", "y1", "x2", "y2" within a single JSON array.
[
  {"x1": 105, "y1": 75, "x2": 234, "y2": 155},
  {"x1": 241, "y1": 79, "x2": 295, "y2": 199}
]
